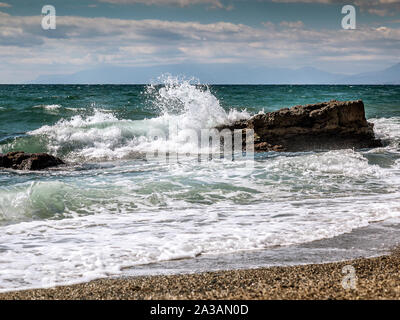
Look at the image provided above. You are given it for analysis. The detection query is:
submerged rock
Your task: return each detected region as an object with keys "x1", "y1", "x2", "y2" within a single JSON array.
[
  {"x1": 0, "y1": 151, "x2": 64, "y2": 170},
  {"x1": 217, "y1": 100, "x2": 382, "y2": 152}
]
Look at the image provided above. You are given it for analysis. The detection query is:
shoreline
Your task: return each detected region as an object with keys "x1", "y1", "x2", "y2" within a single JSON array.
[{"x1": 2, "y1": 252, "x2": 400, "y2": 300}]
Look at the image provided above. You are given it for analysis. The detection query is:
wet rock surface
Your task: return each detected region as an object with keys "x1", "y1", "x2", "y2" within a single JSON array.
[
  {"x1": 217, "y1": 100, "x2": 382, "y2": 152},
  {"x1": 0, "y1": 151, "x2": 64, "y2": 170}
]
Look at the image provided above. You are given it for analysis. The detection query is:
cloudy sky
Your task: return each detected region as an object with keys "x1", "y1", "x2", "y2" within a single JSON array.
[{"x1": 0, "y1": 0, "x2": 400, "y2": 83}]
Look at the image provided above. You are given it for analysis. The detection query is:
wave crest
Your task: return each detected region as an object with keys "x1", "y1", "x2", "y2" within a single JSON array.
[{"x1": 5, "y1": 77, "x2": 250, "y2": 160}]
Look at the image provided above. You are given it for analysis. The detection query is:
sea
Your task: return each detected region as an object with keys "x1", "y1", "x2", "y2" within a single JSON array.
[{"x1": 0, "y1": 77, "x2": 400, "y2": 292}]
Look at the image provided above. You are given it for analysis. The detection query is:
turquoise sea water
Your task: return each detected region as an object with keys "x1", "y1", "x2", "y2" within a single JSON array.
[
  {"x1": 1, "y1": 84, "x2": 399, "y2": 143},
  {"x1": 0, "y1": 80, "x2": 400, "y2": 291}
]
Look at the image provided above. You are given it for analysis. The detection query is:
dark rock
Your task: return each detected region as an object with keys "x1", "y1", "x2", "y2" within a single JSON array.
[
  {"x1": 217, "y1": 100, "x2": 382, "y2": 152},
  {"x1": 0, "y1": 151, "x2": 64, "y2": 170}
]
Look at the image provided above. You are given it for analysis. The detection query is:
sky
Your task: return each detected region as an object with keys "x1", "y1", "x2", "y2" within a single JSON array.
[{"x1": 0, "y1": 0, "x2": 400, "y2": 83}]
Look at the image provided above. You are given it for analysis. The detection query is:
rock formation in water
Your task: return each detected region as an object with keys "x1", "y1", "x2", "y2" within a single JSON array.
[
  {"x1": 0, "y1": 151, "x2": 64, "y2": 170},
  {"x1": 217, "y1": 100, "x2": 382, "y2": 152}
]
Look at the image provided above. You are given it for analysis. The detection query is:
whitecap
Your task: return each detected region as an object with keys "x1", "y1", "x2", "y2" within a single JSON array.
[{"x1": 27, "y1": 77, "x2": 250, "y2": 161}]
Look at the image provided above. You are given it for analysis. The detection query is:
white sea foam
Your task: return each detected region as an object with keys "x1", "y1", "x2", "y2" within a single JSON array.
[
  {"x1": 32, "y1": 104, "x2": 62, "y2": 111},
  {"x1": 28, "y1": 77, "x2": 250, "y2": 160},
  {"x1": 64, "y1": 107, "x2": 88, "y2": 112},
  {"x1": 1, "y1": 188, "x2": 399, "y2": 292},
  {"x1": 1, "y1": 144, "x2": 400, "y2": 292},
  {"x1": 1, "y1": 81, "x2": 400, "y2": 293},
  {"x1": 372, "y1": 117, "x2": 400, "y2": 140}
]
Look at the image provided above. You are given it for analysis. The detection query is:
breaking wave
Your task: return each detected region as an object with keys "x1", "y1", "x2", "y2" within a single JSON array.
[{"x1": 1, "y1": 77, "x2": 249, "y2": 160}]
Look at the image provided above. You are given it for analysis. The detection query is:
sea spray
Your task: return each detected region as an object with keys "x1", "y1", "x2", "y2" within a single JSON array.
[{"x1": 20, "y1": 77, "x2": 251, "y2": 160}]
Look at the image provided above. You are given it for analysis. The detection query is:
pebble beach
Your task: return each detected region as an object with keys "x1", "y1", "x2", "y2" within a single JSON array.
[{"x1": 2, "y1": 252, "x2": 400, "y2": 300}]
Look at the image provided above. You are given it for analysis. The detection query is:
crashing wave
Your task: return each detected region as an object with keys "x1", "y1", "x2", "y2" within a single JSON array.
[{"x1": 20, "y1": 76, "x2": 250, "y2": 160}]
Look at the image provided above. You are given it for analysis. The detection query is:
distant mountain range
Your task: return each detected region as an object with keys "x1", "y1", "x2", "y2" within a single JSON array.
[
  {"x1": 338, "y1": 63, "x2": 400, "y2": 85},
  {"x1": 32, "y1": 63, "x2": 400, "y2": 85}
]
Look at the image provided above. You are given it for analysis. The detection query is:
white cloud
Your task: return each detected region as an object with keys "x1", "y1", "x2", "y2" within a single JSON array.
[
  {"x1": 0, "y1": 13, "x2": 399, "y2": 81},
  {"x1": 280, "y1": 21, "x2": 305, "y2": 28},
  {"x1": 97, "y1": 0, "x2": 231, "y2": 9},
  {"x1": 270, "y1": 0, "x2": 400, "y2": 16}
]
